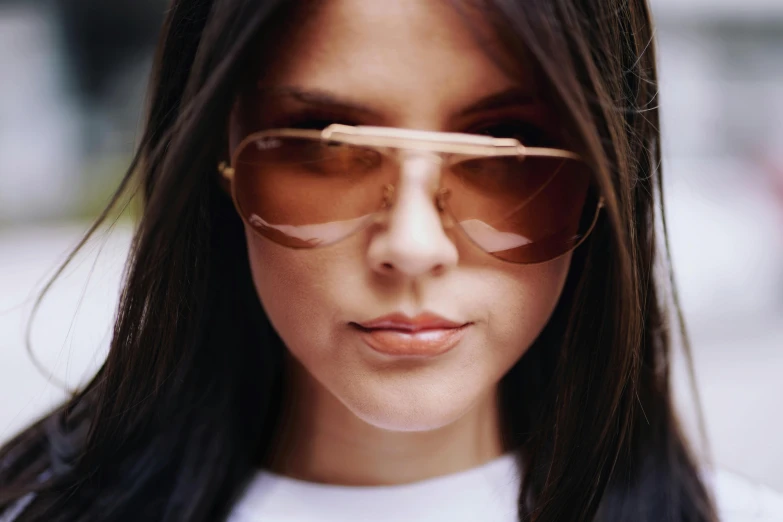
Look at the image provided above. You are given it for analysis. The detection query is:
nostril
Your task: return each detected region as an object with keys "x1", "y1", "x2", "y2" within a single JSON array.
[
  {"x1": 377, "y1": 261, "x2": 445, "y2": 276},
  {"x1": 382, "y1": 184, "x2": 395, "y2": 209}
]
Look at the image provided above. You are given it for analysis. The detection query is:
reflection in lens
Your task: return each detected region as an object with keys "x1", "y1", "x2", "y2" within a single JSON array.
[
  {"x1": 457, "y1": 219, "x2": 532, "y2": 252},
  {"x1": 248, "y1": 213, "x2": 375, "y2": 247}
]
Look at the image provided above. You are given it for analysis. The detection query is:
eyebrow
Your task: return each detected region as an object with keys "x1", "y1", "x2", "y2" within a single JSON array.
[
  {"x1": 457, "y1": 88, "x2": 537, "y2": 117},
  {"x1": 257, "y1": 86, "x2": 382, "y2": 118},
  {"x1": 256, "y1": 85, "x2": 536, "y2": 119}
]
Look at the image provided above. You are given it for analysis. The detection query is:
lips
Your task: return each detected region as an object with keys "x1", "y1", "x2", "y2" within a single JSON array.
[{"x1": 352, "y1": 312, "x2": 470, "y2": 357}]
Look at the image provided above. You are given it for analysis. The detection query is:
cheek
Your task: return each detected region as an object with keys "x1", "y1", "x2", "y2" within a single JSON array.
[
  {"x1": 245, "y1": 230, "x2": 336, "y2": 348},
  {"x1": 485, "y1": 254, "x2": 572, "y2": 352},
  {"x1": 244, "y1": 228, "x2": 363, "y2": 390}
]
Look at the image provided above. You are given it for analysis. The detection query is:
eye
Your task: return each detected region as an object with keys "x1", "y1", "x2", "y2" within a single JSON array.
[
  {"x1": 280, "y1": 140, "x2": 381, "y2": 178},
  {"x1": 469, "y1": 120, "x2": 552, "y2": 147},
  {"x1": 289, "y1": 118, "x2": 350, "y2": 130}
]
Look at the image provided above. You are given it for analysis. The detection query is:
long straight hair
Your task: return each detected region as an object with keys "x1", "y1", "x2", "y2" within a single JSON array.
[{"x1": 0, "y1": 0, "x2": 718, "y2": 520}]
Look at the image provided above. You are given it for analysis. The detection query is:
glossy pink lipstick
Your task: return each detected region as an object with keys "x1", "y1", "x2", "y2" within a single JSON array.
[{"x1": 352, "y1": 312, "x2": 470, "y2": 357}]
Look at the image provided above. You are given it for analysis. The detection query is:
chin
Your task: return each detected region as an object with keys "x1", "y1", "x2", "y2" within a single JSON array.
[{"x1": 340, "y1": 380, "x2": 484, "y2": 433}]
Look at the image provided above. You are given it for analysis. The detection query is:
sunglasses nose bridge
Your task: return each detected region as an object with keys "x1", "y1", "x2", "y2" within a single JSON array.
[{"x1": 383, "y1": 148, "x2": 447, "y2": 211}]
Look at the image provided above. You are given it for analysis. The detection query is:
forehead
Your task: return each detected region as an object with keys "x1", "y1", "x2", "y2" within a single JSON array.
[{"x1": 259, "y1": 0, "x2": 535, "y2": 127}]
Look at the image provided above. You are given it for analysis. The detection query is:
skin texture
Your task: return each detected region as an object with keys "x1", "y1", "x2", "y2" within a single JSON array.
[{"x1": 230, "y1": 0, "x2": 573, "y2": 486}]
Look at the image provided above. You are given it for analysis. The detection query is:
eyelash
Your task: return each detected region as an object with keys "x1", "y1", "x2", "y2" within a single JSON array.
[
  {"x1": 468, "y1": 120, "x2": 552, "y2": 147},
  {"x1": 271, "y1": 110, "x2": 359, "y2": 130}
]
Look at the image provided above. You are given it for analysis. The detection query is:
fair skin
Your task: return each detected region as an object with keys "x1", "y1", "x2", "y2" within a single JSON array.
[{"x1": 230, "y1": 0, "x2": 572, "y2": 486}]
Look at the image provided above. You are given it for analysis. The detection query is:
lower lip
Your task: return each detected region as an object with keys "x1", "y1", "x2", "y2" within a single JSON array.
[{"x1": 354, "y1": 324, "x2": 469, "y2": 358}]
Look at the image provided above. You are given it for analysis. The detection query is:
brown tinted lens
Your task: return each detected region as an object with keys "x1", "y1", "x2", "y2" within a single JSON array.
[
  {"x1": 443, "y1": 154, "x2": 598, "y2": 263},
  {"x1": 233, "y1": 136, "x2": 394, "y2": 248}
]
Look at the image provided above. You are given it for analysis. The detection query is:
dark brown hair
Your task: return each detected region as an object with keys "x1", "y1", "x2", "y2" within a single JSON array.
[{"x1": 0, "y1": 0, "x2": 718, "y2": 520}]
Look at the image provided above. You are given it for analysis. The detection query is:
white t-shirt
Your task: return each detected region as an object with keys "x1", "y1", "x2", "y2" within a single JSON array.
[
  {"x1": 2, "y1": 454, "x2": 782, "y2": 521},
  {"x1": 227, "y1": 453, "x2": 521, "y2": 522},
  {"x1": 227, "y1": 453, "x2": 783, "y2": 522}
]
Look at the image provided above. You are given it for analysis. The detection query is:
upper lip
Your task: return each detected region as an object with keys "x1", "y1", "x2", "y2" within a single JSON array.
[{"x1": 354, "y1": 312, "x2": 467, "y2": 332}]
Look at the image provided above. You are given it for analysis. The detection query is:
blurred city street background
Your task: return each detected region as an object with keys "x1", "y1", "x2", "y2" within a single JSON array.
[{"x1": 1, "y1": 0, "x2": 782, "y2": 491}]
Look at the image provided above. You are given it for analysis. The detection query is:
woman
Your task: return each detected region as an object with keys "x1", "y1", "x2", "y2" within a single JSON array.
[{"x1": 1, "y1": 0, "x2": 780, "y2": 520}]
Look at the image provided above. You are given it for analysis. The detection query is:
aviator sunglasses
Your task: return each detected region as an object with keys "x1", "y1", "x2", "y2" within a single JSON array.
[{"x1": 219, "y1": 124, "x2": 604, "y2": 264}]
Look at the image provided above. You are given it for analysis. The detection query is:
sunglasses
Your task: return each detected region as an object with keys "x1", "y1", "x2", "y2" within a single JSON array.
[{"x1": 219, "y1": 124, "x2": 604, "y2": 264}]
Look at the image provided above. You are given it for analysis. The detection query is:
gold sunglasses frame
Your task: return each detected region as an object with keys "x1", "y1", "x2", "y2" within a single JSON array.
[{"x1": 218, "y1": 124, "x2": 605, "y2": 263}]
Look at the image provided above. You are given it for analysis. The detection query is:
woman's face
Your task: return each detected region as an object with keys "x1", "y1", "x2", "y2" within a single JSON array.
[{"x1": 232, "y1": 0, "x2": 572, "y2": 432}]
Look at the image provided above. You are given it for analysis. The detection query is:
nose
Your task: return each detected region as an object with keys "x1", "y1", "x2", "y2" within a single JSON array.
[{"x1": 367, "y1": 152, "x2": 459, "y2": 278}]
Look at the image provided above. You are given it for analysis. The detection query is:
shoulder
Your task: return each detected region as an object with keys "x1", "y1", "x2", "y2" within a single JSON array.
[{"x1": 710, "y1": 468, "x2": 783, "y2": 522}]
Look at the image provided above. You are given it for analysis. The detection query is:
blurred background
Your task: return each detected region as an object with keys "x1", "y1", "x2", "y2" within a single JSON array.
[{"x1": 1, "y1": 0, "x2": 781, "y2": 491}]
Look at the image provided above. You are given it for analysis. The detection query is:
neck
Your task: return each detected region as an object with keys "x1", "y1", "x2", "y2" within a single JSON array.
[{"x1": 266, "y1": 354, "x2": 506, "y2": 486}]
